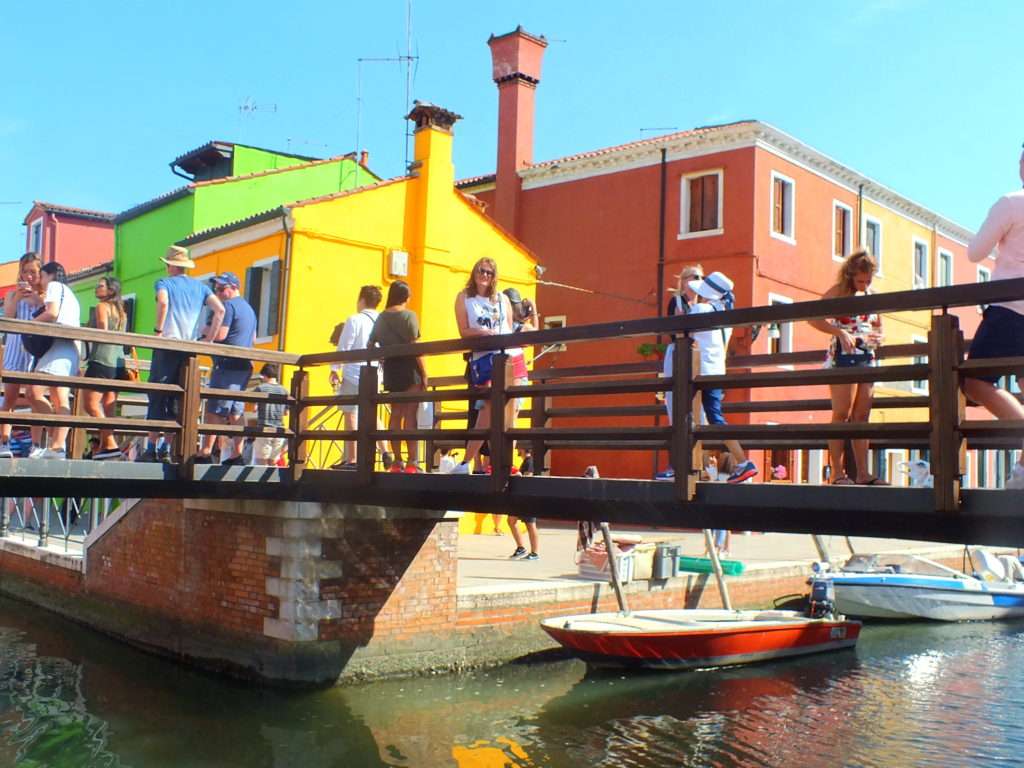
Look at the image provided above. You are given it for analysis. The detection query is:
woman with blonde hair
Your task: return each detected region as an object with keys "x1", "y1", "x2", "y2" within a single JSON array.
[
  {"x1": 808, "y1": 248, "x2": 886, "y2": 485},
  {"x1": 451, "y1": 257, "x2": 516, "y2": 475},
  {"x1": 0, "y1": 252, "x2": 42, "y2": 458}
]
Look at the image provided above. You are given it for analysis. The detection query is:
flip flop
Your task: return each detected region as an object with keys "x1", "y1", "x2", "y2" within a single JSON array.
[
  {"x1": 857, "y1": 477, "x2": 890, "y2": 486},
  {"x1": 830, "y1": 476, "x2": 855, "y2": 486}
]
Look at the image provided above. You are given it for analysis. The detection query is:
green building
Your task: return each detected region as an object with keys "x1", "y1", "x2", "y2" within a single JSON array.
[{"x1": 109, "y1": 141, "x2": 375, "y2": 336}]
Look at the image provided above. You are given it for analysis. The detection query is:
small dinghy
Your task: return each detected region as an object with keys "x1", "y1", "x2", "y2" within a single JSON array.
[{"x1": 817, "y1": 550, "x2": 1024, "y2": 621}]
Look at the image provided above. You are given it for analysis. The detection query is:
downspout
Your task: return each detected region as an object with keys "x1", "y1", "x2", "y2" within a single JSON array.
[
  {"x1": 278, "y1": 208, "x2": 294, "y2": 353},
  {"x1": 170, "y1": 162, "x2": 194, "y2": 182},
  {"x1": 856, "y1": 183, "x2": 864, "y2": 248},
  {"x1": 654, "y1": 147, "x2": 668, "y2": 477},
  {"x1": 50, "y1": 213, "x2": 58, "y2": 263}
]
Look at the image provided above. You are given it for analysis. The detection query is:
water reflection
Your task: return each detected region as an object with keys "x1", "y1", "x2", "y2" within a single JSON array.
[{"x1": 0, "y1": 596, "x2": 1023, "y2": 767}]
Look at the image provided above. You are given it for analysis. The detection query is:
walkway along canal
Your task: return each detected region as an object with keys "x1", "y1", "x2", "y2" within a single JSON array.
[{"x1": 0, "y1": 279, "x2": 1021, "y2": 684}]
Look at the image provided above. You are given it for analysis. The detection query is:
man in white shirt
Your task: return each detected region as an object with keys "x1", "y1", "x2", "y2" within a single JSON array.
[{"x1": 328, "y1": 286, "x2": 392, "y2": 468}]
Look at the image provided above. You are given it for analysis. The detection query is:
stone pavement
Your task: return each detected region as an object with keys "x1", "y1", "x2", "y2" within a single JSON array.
[{"x1": 456, "y1": 523, "x2": 977, "y2": 594}]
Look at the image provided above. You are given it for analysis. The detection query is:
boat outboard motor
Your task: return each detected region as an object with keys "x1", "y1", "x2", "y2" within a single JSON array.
[{"x1": 808, "y1": 578, "x2": 836, "y2": 619}]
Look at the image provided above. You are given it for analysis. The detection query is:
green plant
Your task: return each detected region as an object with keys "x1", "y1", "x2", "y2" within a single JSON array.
[{"x1": 636, "y1": 342, "x2": 668, "y2": 359}]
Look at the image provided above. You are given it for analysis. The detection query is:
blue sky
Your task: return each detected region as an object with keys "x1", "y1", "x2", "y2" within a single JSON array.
[{"x1": 2, "y1": 0, "x2": 1022, "y2": 259}]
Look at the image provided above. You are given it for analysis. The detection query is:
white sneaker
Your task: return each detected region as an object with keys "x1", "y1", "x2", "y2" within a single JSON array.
[
  {"x1": 1007, "y1": 464, "x2": 1024, "y2": 491},
  {"x1": 0, "y1": 443, "x2": 12, "y2": 459},
  {"x1": 27, "y1": 446, "x2": 46, "y2": 459},
  {"x1": 450, "y1": 462, "x2": 470, "y2": 475},
  {"x1": 41, "y1": 448, "x2": 67, "y2": 460}
]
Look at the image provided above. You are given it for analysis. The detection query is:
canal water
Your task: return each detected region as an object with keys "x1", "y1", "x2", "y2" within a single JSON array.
[{"x1": 0, "y1": 596, "x2": 1022, "y2": 768}]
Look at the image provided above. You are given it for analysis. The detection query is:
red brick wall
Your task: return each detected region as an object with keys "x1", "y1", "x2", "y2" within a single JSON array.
[
  {"x1": 318, "y1": 519, "x2": 458, "y2": 644},
  {"x1": 85, "y1": 499, "x2": 281, "y2": 637},
  {"x1": 0, "y1": 550, "x2": 84, "y2": 594}
]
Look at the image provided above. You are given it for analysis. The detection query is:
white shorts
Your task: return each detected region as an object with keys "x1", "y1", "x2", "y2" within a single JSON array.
[
  {"x1": 337, "y1": 378, "x2": 359, "y2": 414},
  {"x1": 34, "y1": 340, "x2": 80, "y2": 378},
  {"x1": 253, "y1": 436, "x2": 287, "y2": 464}
]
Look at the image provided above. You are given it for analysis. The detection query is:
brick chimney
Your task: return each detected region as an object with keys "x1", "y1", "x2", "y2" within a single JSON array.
[{"x1": 488, "y1": 26, "x2": 547, "y2": 234}]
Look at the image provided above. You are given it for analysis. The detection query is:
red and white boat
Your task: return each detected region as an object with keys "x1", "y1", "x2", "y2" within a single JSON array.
[{"x1": 540, "y1": 607, "x2": 861, "y2": 671}]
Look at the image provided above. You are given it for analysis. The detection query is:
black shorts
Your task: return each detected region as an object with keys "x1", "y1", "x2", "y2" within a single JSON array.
[
  {"x1": 85, "y1": 361, "x2": 128, "y2": 380},
  {"x1": 967, "y1": 306, "x2": 1024, "y2": 383}
]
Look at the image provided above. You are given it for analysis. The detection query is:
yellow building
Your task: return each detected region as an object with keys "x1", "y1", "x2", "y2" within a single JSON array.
[{"x1": 179, "y1": 103, "x2": 537, "y2": 517}]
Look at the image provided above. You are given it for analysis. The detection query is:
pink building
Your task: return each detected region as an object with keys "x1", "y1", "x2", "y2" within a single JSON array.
[{"x1": 21, "y1": 201, "x2": 115, "y2": 273}]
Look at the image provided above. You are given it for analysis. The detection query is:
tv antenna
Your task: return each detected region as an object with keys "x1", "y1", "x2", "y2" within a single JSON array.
[
  {"x1": 239, "y1": 97, "x2": 278, "y2": 118},
  {"x1": 355, "y1": 0, "x2": 419, "y2": 170}
]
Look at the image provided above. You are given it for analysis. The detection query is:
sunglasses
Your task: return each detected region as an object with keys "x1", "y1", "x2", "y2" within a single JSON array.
[{"x1": 477, "y1": 268, "x2": 495, "y2": 277}]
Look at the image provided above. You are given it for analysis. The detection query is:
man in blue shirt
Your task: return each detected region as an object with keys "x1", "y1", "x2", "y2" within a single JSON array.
[
  {"x1": 197, "y1": 271, "x2": 257, "y2": 465},
  {"x1": 140, "y1": 246, "x2": 224, "y2": 463}
]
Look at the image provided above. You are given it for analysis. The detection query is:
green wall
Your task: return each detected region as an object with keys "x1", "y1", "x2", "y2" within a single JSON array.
[{"x1": 231, "y1": 146, "x2": 309, "y2": 177}]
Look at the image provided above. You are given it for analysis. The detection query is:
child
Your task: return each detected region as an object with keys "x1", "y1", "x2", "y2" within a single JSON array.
[{"x1": 252, "y1": 364, "x2": 289, "y2": 466}]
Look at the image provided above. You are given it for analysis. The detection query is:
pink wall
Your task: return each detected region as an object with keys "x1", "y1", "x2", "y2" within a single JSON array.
[{"x1": 23, "y1": 206, "x2": 114, "y2": 274}]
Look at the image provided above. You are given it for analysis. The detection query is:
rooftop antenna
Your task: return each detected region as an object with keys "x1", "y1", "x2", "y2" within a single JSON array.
[
  {"x1": 355, "y1": 0, "x2": 419, "y2": 172},
  {"x1": 238, "y1": 97, "x2": 278, "y2": 118}
]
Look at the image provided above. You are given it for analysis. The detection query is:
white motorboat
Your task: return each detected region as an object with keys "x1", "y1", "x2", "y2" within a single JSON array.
[{"x1": 817, "y1": 550, "x2": 1024, "y2": 621}]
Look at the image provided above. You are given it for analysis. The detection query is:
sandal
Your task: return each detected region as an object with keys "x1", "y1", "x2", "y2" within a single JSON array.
[
  {"x1": 830, "y1": 476, "x2": 855, "y2": 485},
  {"x1": 857, "y1": 477, "x2": 890, "y2": 486}
]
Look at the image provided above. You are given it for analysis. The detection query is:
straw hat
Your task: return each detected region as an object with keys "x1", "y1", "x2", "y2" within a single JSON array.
[{"x1": 160, "y1": 245, "x2": 196, "y2": 269}]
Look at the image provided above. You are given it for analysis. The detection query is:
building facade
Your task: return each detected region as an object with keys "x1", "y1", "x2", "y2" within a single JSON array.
[{"x1": 462, "y1": 28, "x2": 997, "y2": 485}]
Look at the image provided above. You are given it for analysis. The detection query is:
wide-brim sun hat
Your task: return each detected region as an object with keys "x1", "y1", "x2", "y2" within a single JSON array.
[
  {"x1": 160, "y1": 245, "x2": 196, "y2": 269},
  {"x1": 688, "y1": 271, "x2": 734, "y2": 301}
]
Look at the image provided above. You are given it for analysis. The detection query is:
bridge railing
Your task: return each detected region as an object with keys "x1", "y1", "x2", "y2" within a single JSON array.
[{"x1": 294, "y1": 277, "x2": 1024, "y2": 509}]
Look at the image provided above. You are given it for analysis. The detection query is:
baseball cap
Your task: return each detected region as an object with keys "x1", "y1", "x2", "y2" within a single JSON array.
[{"x1": 214, "y1": 271, "x2": 240, "y2": 289}]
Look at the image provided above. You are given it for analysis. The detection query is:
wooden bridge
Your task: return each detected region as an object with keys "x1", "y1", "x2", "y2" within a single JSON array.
[{"x1": 2, "y1": 278, "x2": 1022, "y2": 546}]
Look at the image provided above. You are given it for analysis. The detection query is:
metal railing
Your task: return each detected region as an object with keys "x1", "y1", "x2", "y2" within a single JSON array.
[{"x1": 0, "y1": 495, "x2": 122, "y2": 551}]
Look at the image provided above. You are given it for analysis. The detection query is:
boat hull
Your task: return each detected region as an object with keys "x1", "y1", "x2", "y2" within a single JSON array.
[
  {"x1": 831, "y1": 577, "x2": 1024, "y2": 621},
  {"x1": 540, "y1": 610, "x2": 860, "y2": 671}
]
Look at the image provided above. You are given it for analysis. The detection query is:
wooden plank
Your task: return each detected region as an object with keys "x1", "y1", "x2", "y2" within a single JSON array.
[
  {"x1": 529, "y1": 361, "x2": 661, "y2": 381},
  {"x1": 198, "y1": 425, "x2": 294, "y2": 438},
  {"x1": 198, "y1": 387, "x2": 293, "y2": 404},
  {"x1": 928, "y1": 315, "x2": 965, "y2": 513},
  {"x1": 670, "y1": 336, "x2": 694, "y2": 501},
  {"x1": 300, "y1": 394, "x2": 360, "y2": 407},
  {"x1": 960, "y1": 420, "x2": 1024, "y2": 437},
  {"x1": 509, "y1": 427, "x2": 672, "y2": 440},
  {"x1": 67, "y1": 389, "x2": 85, "y2": 460},
  {"x1": 510, "y1": 379, "x2": 668, "y2": 398},
  {"x1": 697, "y1": 364, "x2": 926, "y2": 390},
  {"x1": 696, "y1": 422, "x2": 930, "y2": 441},
  {"x1": 489, "y1": 353, "x2": 509, "y2": 494},
  {"x1": 355, "y1": 364, "x2": 377, "y2": 484},
  {"x1": 545, "y1": 405, "x2": 665, "y2": 418},
  {"x1": 288, "y1": 369, "x2": 309, "y2": 482},
  {"x1": 532, "y1": 395, "x2": 551, "y2": 476},
  {"x1": 0, "y1": 412, "x2": 180, "y2": 432},
  {"x1": 176, "y1": 355, "x2": 201, "y2": 478},
  {"x1": 722, "y1": 396, "x2": 931, "y2": 414},
  {"x1": 958, "y1": 356, "x2": 1024, "y2": 379},
  {"x1": 378, "y1": 388, "x2": 479, "y2": 404},
  {"x1": 0, "y1": 370, "x2": 181, "y2": 394}
]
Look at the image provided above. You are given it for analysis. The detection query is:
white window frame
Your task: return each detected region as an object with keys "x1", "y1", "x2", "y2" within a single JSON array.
[
  {"x1": 678, "y1": 169, "x2": 724, "y2": 240},
  {"x1": 767, "y1": 293, "x2": 794, "y2": 369},
  {"x1": 29, "y1": 218, "x2": 43, "y2": 254},
  {"x1": 912, "y1": 237, "x2": 929, "y2": 289},
  {"x1": 831, "y1": 201, "x2": 853, "y2": 263},
  {"x1": 911, "y1": 334, "x2": 928, "y2": 394},
  {"x1": 769, "y1": 171, "x2": 796, "y2": 245},
  {"x1": 249, "y1": 256, "x2": 281, "y2": 344},
  {"x1": 863, "y1": 215, "x2": 883, "y2": 276},
  {"x1": 977, "y1": 265, "x2": 991, "y2": 313},
  {"x1": 963, "y1": 451, "x2": 973, "y2": 490},
  {"x1": 543, "y1": 314, "x2": 567, "y2": 352},
  {"x1": 937, "y1": 248, "x2": 954, "y2": 287},
  {"x1": 884, "y1": 449, "x2": 904, "y2": 486}
]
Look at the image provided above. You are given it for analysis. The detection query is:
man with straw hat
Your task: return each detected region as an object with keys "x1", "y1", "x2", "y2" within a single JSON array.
[{"x1": 138, "y1": 245, "x2": 225, "y2": 463}]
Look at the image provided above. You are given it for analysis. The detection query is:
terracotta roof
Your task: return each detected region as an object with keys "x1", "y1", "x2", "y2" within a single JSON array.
[
  {"x1": 287, "y1": 175, "x2": 410, "y2": 208},
  {"x1": 455, "y1": 173, "x2": 495, "y2": 189},
  {"x1": 67, "y1": 260, "x2": 114, "y2": 284},
  {"x1": 24, "y1": 201, "x2": 116, "y2": 224},
  {"x1": 171, "y1": 141, "x2": 322, "y2": 176},
  {"x1": 115, "y1": 185, "x2": 193, "y2": 224}
]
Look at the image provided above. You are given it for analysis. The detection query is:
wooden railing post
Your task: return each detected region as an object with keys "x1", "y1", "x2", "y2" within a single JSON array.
[
  {"x1": 531, "y1": 395, "x2": 551, "y2": 476},
  {"x1": 670, "y1": 334, "x2": 696, "y2": 501},
  {"x1": 288, "y1": 368, "x2": 309, "y2": 482},
  {"x1": 176, "y1": 354, "x2": 201, "y2": 478},
  {"x1": 67, "y1": 389, "x2": 85, "y2": 460},
  {"x1": 928, "y1": 313, "x2": 965, "y2": 513},
  {"x1": 356, "y1": 364, "x2": 378, "y2": 484},
  {"x1": 489, "y1": 353, "x2": 509, "y2": 493}
]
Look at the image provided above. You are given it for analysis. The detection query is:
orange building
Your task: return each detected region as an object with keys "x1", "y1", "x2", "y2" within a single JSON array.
[{"x1": 462, "y1": 28, "x2": 994, "y2": 485}]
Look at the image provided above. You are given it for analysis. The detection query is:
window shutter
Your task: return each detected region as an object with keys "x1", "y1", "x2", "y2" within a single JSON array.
[
  {"x1": 124, "y1": 297, "x2": 136, "y2": 332},
  {"x1": 267, "y1": 260, "x2": 281, "y2": 336},
  {"x1": 688, "y1": 177, "x2": 702, "y2": 233},
  {"x1": 773, "y1": 178, "x2": 784, "y2": 233},
  {"x1": 702, "y1": 174, "x2": 718, "y2": 230},
  {"x1": 834, "y1": 208, "x2": 844, "y2": 257}
]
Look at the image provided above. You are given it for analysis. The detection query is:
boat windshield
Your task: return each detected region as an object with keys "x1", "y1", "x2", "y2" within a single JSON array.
[{"x1": 842, "y1": 554, "x2": 965, "y2": 578}]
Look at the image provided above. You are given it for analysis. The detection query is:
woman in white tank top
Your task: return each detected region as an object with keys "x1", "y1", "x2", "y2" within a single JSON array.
[{"x1": 452, "y1": 258, "x2": 516, "y2": 474}]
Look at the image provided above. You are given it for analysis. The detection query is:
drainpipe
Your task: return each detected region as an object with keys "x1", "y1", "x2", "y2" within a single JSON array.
[
  {"x1": 856, "y1": 183, "x2": 864, "y2": 249},
  {"x1": 656, "y1": 148, "x2": 668, "y2": 320},
  {"x1": 50, "y1": 213, "x2": 58, "y2": 263},
  {"x1": 278, "y1": 208, "x2": 294, "y2": 353}
]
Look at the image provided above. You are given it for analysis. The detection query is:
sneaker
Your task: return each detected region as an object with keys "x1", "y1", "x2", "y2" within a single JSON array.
[
  {"x1": 92, "y1": 448, "x2": 123, "y2": 461},
  {"x1": 510, "y1": 546, "x2": 528, "y2": 559},
  {"x1": 0, "y1": 443, "x2": 12, "y2": 459},
  {"x1": 194, "y1": 454, "x2": 214, "y2": 465},
  {"x1": 524, "y1": 552, "x2": 539, "y2": 561},
  {"x1": 381, "y1": 451, "x2": 394, "y2": 470},
  {"x1": 727, "y1": 460, "x2": 758, "y2": 484},
  {"x1": 510, "y1": 465, "x2": 521, "y2": 476},
  {"x1": 655, "y1": 468, "x2": 675, "y2": 481},
  {"x1": 404, "y1": 463, "x2": 423, "y2": 474},
  {"x1": 1008, "y1": 464, "x2": 1024, "y2": 490},
  {"x1": 156, "y1": 447, "x2": 171, "y2": 464},
  {"x1": 136, "y1": 447, "x2": 157, "y2": 463},
  {"x1": 388, "y1": 462, "x2": 405, "y2": 473},
  {"x1": 40, "y1": 448, "x2": 66, "y2": 460},
  {"x1": 221, "y1": 455, "x2": 244, "y2": 467},
  {"x1": 450, "y1": 462, "x2": 470, "y2": 475},
  {"x1": 27, "y1": 446, "x2": 47, "y2": 460}
]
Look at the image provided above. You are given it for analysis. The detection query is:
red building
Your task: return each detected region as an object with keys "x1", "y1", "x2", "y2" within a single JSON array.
[
  {"x1": 462, "y1": 28, "x2": 988, "y2": 484},
  {"x1": 22, "y1": 201, "x2": 115, "y2": 273}
]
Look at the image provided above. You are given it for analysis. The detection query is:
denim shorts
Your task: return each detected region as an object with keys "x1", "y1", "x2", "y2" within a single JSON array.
[
  {"x1": 967, "y1": 306, "x2": 1024, "y2": 383},
  {"x1": 701, "y1": 388, "x2": 727, "y2": 425},
  {"x1": 208, "y1": 364, "x2": 252, "y2": 417}
]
